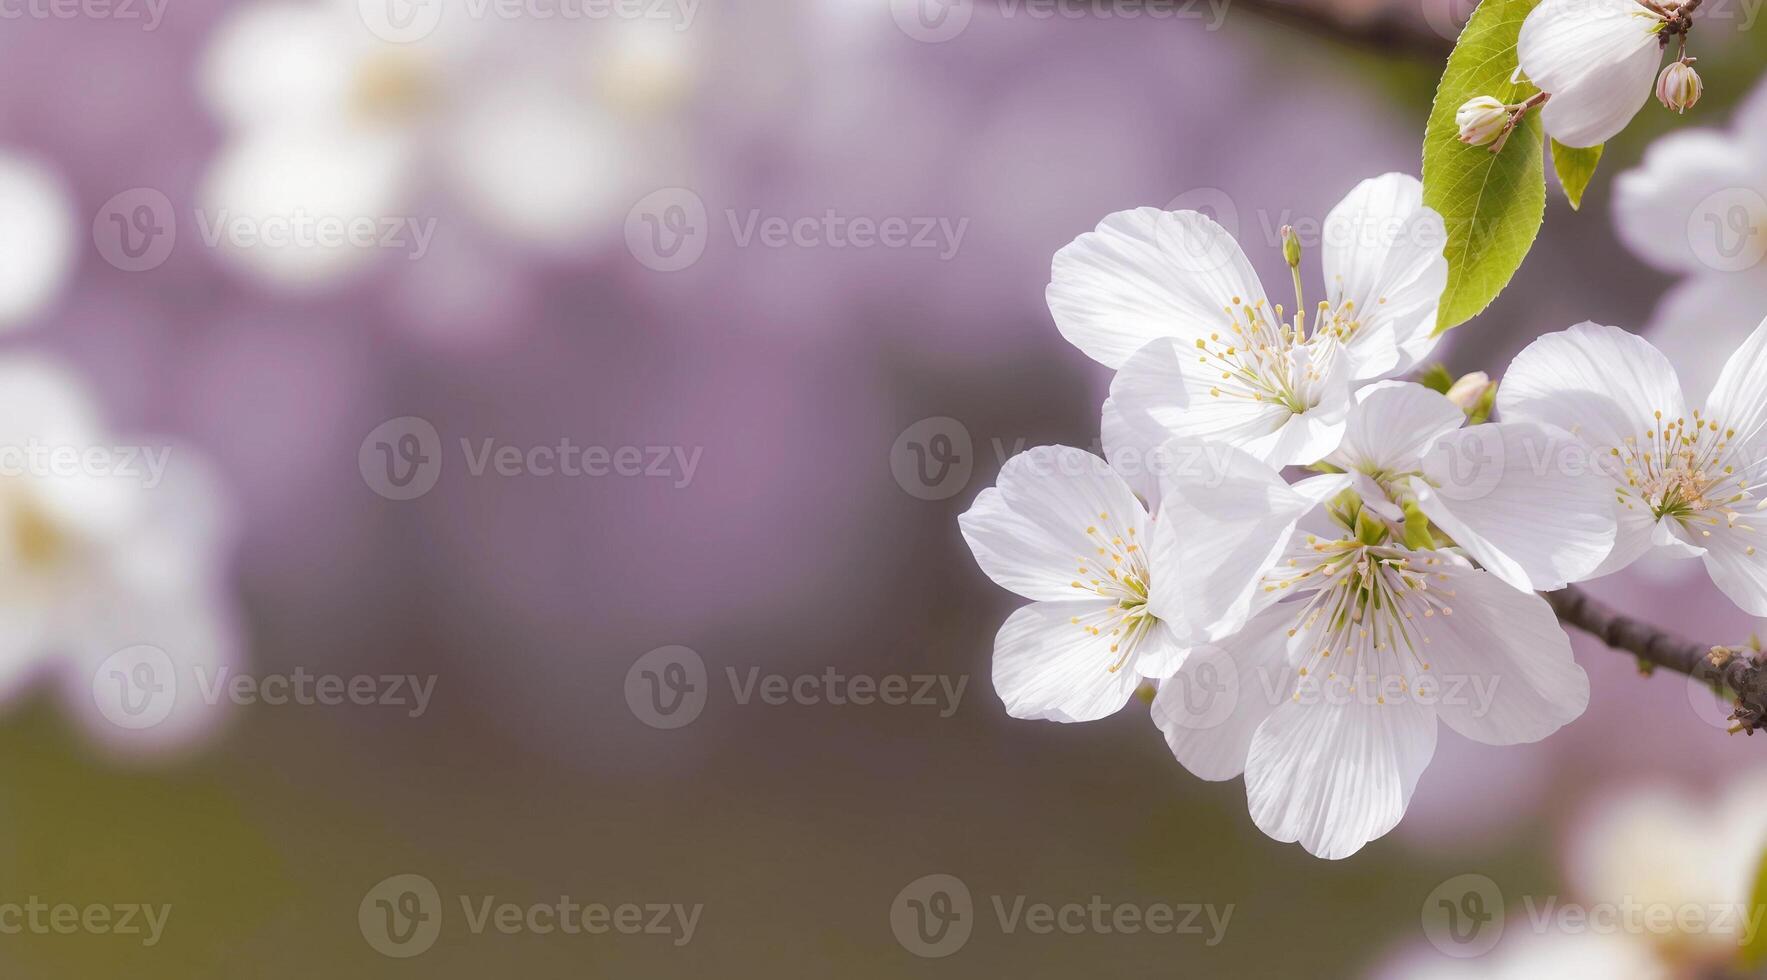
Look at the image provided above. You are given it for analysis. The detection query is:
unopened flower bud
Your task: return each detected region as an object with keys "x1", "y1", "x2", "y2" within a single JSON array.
[
  {"x1": 1281, "y1": 225, "x2": 1302, "y2": 269},
  {"x1": 1657, "y1": 60, "x2": 1702, "y2": 114},
  {"x1": 1455, "y1": 95, "x2": 1509, "y2": 147},
  {"x1": 1447, "y1": 371, "x2": 1497, "y2": 422},
  {"x1": 1445, "y1": 371, "x2": 1493, "y2": 411}
]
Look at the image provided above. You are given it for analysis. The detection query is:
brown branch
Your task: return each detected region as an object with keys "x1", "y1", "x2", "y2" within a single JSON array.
[{"x1": 1545, "y1": 586, "x2": 1767, "y2": 735}]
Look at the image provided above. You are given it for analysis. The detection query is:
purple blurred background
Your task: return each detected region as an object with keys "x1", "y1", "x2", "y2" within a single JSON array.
[{"x1": 0, "y1": 0, "x2": 1763, "y2": 975}]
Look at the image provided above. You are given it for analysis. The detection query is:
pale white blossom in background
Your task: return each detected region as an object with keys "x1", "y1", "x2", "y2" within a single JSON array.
[
  {"x1": 1371, "y1": 774, "x2": 1767, "y2": 977},
  {"x1": 1499, "y1": 319, "x2": 1767, "y2": 614},
  {"x1": 1614, "y1": 75, "x2": 1767, "y2": 398},
  {"x1": 1372, "y1": 926, "x2": 1668, "y2": 980},
  {"x1": 1149, "y1": 391, "x2": 1598, "y2": 858},
  {"x1": 1057, "y1": 173, "x2": 1446, "y2": 473},
  {"x1": 0, "y1": 359, "x2": 241, "y2": 757},
  {"x1": 0, "y1": 152, "x2": 74, "y2": 329},
  {"x1": 1518, "y1": 0, "x2": 1690, "y2": 147},
  {"x1": 198, "y1": 0, "x2": 696, "y2": 290},
  {"x1": 1565, "y1": 772, "x2": 1767, "y2": 969}
]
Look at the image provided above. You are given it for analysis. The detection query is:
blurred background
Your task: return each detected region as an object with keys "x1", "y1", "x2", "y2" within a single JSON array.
[{"x1": 0, "y1": 0, "x2": 1765, "y2": 975}]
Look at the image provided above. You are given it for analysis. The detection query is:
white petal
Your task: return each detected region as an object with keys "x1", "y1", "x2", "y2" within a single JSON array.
[
  {"x1": 1498, "y1": 322, "x2": 1686, "y2": 459},
  {"x1": 1418, "y1": 421, "x2": 1618, "y2": 591},
  {"x1": 0, "y1": 154, "x2": 74, "y2": 329},
  {"x1": 1047, "y1": 209, "x2": 1269, "y2": 368},
  {"x1": 1703, "y1": 314, "x2": 1767, "y2": 456},
  {"x1": 991, "y1": 600, "x2": 1145, "y2": 722},
  {"x1": 1151, "y1": 605, "x2": 1295, "y2": 781},
  {"x1": 1147, "y1": 440, "x2": 1315, "y2": 643},
  {"x1": 1244, "y1": 681, "x2": 1437, "y2": 859},
  {"x1": 958, "y1": 446, "x2": 1147, "y2": 602},
  {"x1": 1100, "y1": 396, "x2": 1160, "y2": 509},
  {"x1": 1329, "y1": 381, "x2": 1464, "y2": 475},
  {"x1": 1110, "y1": 336, "x2": 1350, "y2": 468},
  {"x1": 1519, "y1": 0, "x2": 1663, "y2": 147},
  {"x1": 1321, "y1": 174, "x2": 1448, "y2": 378},
  {"x1": 1696, "y1": 522, "x2": 1767, "y2": 616},
  {"x1": 1613, "y1": 129, "x2": 1763, "y2": 275},
  {"x1": 1410, "y1": 562, "x2": 1589, "y2": 744}
]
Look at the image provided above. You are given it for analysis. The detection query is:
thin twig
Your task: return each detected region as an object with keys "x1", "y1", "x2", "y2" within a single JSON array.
[{"x1": 1545, "y1": 586, "x2": 1767, "y2": 735}]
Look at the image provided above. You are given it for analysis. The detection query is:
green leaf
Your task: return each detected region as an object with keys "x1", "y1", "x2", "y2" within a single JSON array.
[
  {"x1": 1421, "y1": 0, "x2": 1547, "y2": 333},
  {"x1": 1744, "y1": 847, "x2": 1767, "y2": 967},
  {"x1": 1552, "y1": 140, "x2": 1604, "y2": 210}
]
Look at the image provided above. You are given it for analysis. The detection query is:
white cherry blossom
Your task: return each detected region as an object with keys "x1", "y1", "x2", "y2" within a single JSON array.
[
  {"x1": 1054, "y1": 173, "x2": 1447, "y2": 468},
  {"x1": 1149, "y1": 440, "x2": 1590, "y2": 858},
  {"x1": 1499, "y1": 320, "x2": 1767, "y2": 614},
  {"x1": 1518, "y1": 0, "x2": 1695, "y2": 148},
  {"x1": 958, "y1": 446, "x2": 1190, "y2": 722}
]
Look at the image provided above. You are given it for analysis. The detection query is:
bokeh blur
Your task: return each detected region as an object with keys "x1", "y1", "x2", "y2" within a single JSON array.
[{"x1": 0, "y1": 0, "x2": 1765, "y2": 975}]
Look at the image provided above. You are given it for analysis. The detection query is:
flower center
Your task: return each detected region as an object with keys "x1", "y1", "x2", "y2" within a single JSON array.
[
  {"x1": 1067, "y1": 513, "x2": 1154, "y2": 672},
  {"x1": 1258, "y1": 537, "x2": 1456, "y2": 703},
  {"x1": 1607, "y1": 409, "x2": 1758, "y2": 547},
  {"x1": 1193, "y1": 297, "x2": 1351, "y2": 415}
]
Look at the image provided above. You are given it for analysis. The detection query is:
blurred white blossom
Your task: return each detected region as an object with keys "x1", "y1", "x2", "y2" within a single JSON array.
[
  {"x1": 0, "y1": 153, "x2": 74, "y2": 329},
  {"x1": 0, "y1": 358, "x2": 240, "y2": 757}
]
